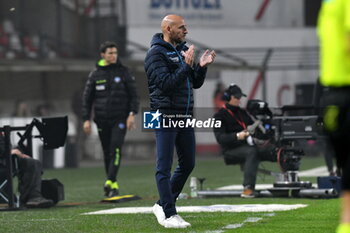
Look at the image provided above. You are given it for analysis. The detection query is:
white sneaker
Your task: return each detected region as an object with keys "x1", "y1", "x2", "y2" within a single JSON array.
[
  {"x1": 162, "y1": 214, "x2": 191, "y2": 228},
  {"x1": 152, "y1": 203, "x2": 166, "y2": 225},
  {"x1": 176, "y1": 214, "x2": 191, "y2": 227}
]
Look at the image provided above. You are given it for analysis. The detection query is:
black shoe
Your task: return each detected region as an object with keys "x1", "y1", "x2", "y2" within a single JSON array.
[
  {"x1": 107, "y1": 189, "x2": 119, "y2": 197},
  {"x1": 104, "y1": 185, "x2": 111, "y2": 197},
  {"x1": 26, "y1": 197, "x2": 54, "y2": 208}
]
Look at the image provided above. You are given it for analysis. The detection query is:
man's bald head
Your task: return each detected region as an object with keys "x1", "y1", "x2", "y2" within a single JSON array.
[
  {"x1": 160, "y1": 14, "x2": 187, "y2": 46},
  {"x1": 161, "y1": 14, "x2": 184, "y2": 33}
]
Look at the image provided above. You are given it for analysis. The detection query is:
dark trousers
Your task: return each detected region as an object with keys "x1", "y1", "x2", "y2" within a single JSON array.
[
  {"x1": 17, "y1": 157, "x2": 42, "y2": 204},
  {"x1": 96, "y1": 119, "x2": 127, "y2": 182},
  {"x1": 155, "y1": 127, "x2": 195, "y2": 218},
  {"x1": 323, "y1": 88, "x2": 350, "y2": 190},
  {"x1": 223, "y1": 144, "x2": 276, "y2": 189},
  {"x1": 322, "y1": 138, "x2": 335, "y2": 173}
]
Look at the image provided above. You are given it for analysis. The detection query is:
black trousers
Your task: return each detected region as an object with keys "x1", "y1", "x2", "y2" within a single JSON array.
[
  {"x1": 223, "y1": 144, "x2": 276, "y2": 189},
  {"x1": 17, "y1": 157, "x2": 42, "y2": 204},
  {"x1": 95, "y1": 119, "x2": 127, "y2": 182},
  {"x1": 323, "y1": 88, "x2": 350, "y2": 190}
]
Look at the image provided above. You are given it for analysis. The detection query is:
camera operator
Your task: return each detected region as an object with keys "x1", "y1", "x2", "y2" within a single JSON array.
[
  {"x1": 213, "y1": 84, "x2": 276, "y2": 198},
  {"x1": 0, "y1": 133, "x2": 54, "y2": 208}
]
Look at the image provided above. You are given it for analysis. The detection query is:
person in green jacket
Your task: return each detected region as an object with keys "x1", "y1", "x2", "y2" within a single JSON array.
[{"x1": 318, "y1": 1, "x2": 350, "y2": 232}]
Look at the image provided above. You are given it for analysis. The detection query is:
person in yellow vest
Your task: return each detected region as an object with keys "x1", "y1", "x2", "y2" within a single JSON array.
[{"x1": 318, "y1": 1, "x2": 350, "y2": 232}]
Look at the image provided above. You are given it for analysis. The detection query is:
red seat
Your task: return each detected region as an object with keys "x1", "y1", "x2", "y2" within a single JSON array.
[{"x1": 23, "y1": 36, "x2": 38, "y2": 52}]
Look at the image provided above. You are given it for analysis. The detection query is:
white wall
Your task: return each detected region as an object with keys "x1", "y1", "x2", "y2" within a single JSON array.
[{"x1": 127, "y1": 0, "x2": 304, "y2": 28}]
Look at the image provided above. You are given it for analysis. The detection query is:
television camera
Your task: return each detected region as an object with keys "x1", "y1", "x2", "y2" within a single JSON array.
[
  {"x1": 246, "y1": 99, "x2": 335, "y2": 197},
  {"x1": 0, "y1": 116, "x2": 68, "y2": 210}
]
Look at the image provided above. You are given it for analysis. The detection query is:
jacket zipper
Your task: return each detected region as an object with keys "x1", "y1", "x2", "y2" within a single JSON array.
[
  {"x1": 173, "y1": 47, "x2": 190, "y2": 115},
  {"x1": 107, "y1": 71, "x2": 113, "y2": 119}
]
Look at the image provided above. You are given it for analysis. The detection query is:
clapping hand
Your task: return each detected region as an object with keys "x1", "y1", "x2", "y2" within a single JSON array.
[
  {"x1": 199, "y1": 50, "x2": 216, "y2": 67},
  {"x1": 182, "y1": 45, "x2": 195, "y2": 67}
]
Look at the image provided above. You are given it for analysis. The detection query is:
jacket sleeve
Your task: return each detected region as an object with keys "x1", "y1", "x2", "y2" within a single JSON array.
[
  {"x1": 81, "y1": 71, "x2": 95, "y2": 121},
  {"x1": 213, "y1": 111, "x2": 239, "y2": 147},
  {"x1": 145, "y1": 49, "x2": 192, "y2": 93},
  {"x1": 192, "y1": 64, "x2": 208, "y2": 89},
  {"x1": 124, "y1": 68, "x2": 140, "y2": 114}
]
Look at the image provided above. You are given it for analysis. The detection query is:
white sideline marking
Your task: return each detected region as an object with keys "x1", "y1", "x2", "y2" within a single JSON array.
[
  {"x1": 224, "y1": 223, "x2": 243, "y2": 229},
  {"x1": 244, "y1": 217, "x2": 263, "y2": 223},
  {"x1": 206, "y1": 216, "x2": 264, "y2": 232},
  {"x1": 223, "y1": 217, "x2": 263, "y2": 229},
  {"x1": 82, "y1": 204, "x2": 307, "y2": 215}
]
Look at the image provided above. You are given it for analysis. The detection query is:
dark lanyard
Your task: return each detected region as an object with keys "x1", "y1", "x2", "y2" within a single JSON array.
[{"x1": 224, "y1": 106, "x2": 247, "y2": 129}]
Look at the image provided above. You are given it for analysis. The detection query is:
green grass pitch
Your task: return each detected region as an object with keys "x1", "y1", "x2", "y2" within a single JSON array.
[{"x1": 0, "y1": 156, "x2": 340, "y2": 233}]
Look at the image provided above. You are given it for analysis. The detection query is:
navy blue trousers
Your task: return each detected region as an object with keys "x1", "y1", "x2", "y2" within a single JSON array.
[{"x1": 155, "y1": 127, "x2": 195, "y2": 218}]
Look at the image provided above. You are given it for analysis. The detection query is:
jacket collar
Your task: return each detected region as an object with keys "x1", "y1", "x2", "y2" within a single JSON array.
[
  {"x1": 150, "y1": 33, "x2": 187, "y2": 51},
  {"x1": 96, "y1": 59, "x2": 123, "y2": 70},
  {"x1": 225, "y1": 103, "x2": 241, "y2": 113}
]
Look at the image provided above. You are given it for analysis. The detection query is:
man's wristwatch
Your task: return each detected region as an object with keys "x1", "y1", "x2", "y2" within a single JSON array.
[
  {"x1": 236, "y1": 132, "x2": 240, "y2": 139},
  {"x1": 129, "y1": 111, "x2": 135, "y2": 116}
]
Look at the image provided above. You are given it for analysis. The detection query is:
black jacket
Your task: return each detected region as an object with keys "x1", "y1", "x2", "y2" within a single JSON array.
[
  {"x1": 213, "y1": 103, "x2": 254, "y2": 152},
  {"x1": 144, "y1": 33, "x2": 207, "y2": 115},
  {"x1": 82, "y1": 59, "x2": 139, "y2": 121}
]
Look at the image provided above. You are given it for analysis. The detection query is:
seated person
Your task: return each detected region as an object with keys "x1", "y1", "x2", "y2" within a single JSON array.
[
  {"x1": 0, "y1": 133, "x2": 53, "y2": 208},
  {"x1": 213, "y1": 84, "x2": 277, "y2": 198}
]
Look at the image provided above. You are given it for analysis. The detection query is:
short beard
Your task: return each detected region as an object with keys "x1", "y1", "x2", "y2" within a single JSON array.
[{"x1": 173, "y1": 38, "x2": 183, "y2": 45}]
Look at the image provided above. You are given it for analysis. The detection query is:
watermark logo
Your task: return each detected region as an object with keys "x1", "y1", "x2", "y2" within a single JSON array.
[
  {"x1": 142, "y1": 109, "x2": 221, "y2": 131},
  {"x1": 143, "y1": 110, "x2": 162, "y2": 129}
]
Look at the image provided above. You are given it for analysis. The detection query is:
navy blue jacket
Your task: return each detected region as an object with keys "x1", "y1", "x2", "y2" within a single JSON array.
[{"x1": 144, "y1": 33, "x2": 207, "y2": 115}]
